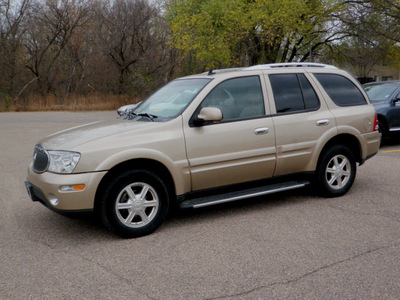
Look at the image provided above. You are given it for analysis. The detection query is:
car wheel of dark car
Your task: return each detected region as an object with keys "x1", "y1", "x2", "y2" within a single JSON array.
[
  {"x1": 100, "y1": 169, "x2": 169, "y2": 238},
  {"x1": 378, "y1": 121, "x2": 388, "y2": 144},
  {"x1": 315, "y1": 145, "x2": 356, "y2": 197}
]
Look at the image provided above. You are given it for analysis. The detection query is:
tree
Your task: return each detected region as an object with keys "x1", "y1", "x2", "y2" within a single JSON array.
[
  {"x1": 166, "y1": 0, "x2": 343, "y2": 70},
  {"x1": 94, "y1": 0, "x2": 173, "y2": 95},
  {"x1": 23, "y1": 0, "x2": 91, "y2": 96},
  {"x1": 0, "y1": 0, "x2": 30, "y2": 98},
  {"x1": 328, "y1": 0, "x2": 400, "y2": 78}
]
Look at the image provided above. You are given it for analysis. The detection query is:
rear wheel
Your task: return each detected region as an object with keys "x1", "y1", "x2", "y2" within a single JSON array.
[
  {"x1": 100, "y1": 169, "x2": 169, "y2": 238},
  {"x1": 315, "y1": 145, "x2": 356, "y2": 197}
]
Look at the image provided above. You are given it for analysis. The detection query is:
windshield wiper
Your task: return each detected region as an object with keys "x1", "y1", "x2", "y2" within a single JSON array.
[
  {"x1": 127, "y1": 111, "x2": 158, "y2": 121},
  {"x1": 137, "y1": 113, "x2": 158, "y2": 121}
]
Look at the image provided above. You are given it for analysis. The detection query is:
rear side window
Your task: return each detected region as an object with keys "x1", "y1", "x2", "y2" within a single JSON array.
[
  {"x1": 314, "y1": 73, "x2": 367, "y2": 106},
  {"x1": 269, "y1": 73, "x2": 320, "y2": 114}
]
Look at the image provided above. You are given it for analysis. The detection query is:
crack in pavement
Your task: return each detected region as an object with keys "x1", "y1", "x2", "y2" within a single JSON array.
[
  {"x1": 23, "y1": 235, "x2": 156, "y2": 300},
  {"x1": 324, "y1": 202, "x2": 400, "y2": 224},
  {"x1": 209, "y1": 242, "x2": 400, "y2": 300}
]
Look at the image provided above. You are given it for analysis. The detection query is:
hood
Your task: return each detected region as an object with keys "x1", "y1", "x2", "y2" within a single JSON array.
[
  {"x1": 371, "y1": 100, "x2": 387, "y2": 105},
  {"x1": 40, "y1": 119, "x2": 153, "y2": 150},
  {"x1": 372, "y1": 101, "x2": 388, "y2": 112}
]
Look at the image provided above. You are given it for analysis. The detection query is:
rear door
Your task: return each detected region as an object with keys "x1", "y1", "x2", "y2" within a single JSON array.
[
  {"x1": 266, "y1": 72, "x2": 336, "y2": 176},
  {"x1": 183, "y1": 75, "x2": 276, "y2": 191}
]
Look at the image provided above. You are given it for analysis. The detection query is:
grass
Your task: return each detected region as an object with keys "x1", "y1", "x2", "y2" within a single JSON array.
[{"x1": 1, "y1": 94, "x2": 140, "y2": 112}]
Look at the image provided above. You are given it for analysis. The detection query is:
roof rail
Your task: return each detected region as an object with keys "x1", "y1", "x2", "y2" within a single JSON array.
[
  {"x1": 202, "y1": 67, "x2": 243, "y2": 75},
  {"x1": 244, "y1": 62, "x2": 338, "y2": 70}
]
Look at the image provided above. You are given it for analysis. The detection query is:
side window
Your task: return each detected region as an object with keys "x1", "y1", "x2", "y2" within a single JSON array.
[
  {"x1": 298, "y1": 74, "x2": 319, "y2": 110},
  {"x1": 314, "y1": 73, "x2": 367, "y2": 106},
  {"x1": 269, "y1": 73, "x2": 320, "y2": 114},
  {"x1": 200, "y1": 76, "x2": 265, "y2": 121}
]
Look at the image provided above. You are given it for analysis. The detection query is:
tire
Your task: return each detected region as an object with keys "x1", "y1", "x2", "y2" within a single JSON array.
[
  {"x1": 378, "y1": 121, "x2": 387, "y2": 146},
  {"x1": 314, "y1": 145, "x2": 356, "y2": 197},
  {"x1": 100, "y1": 169, "x2": 169, "y2": 238}
]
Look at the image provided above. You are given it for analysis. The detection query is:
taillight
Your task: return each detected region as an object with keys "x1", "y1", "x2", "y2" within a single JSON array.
[{"x1": 373, "y1": 112, "x2": 379, "y2": 132}]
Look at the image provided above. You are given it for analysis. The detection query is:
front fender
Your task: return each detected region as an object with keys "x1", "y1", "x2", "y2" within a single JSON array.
[{"x1": 95, "y1": 148, "x2": 190, "y2": 196}]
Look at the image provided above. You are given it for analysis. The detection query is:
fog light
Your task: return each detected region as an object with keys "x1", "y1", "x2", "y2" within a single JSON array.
[
  {"x1": 60, "y1": 184, "x2": 85, "y2": 192},
  {"x1": 49, "y1": 194, "x2": 59, "y2": 207}
]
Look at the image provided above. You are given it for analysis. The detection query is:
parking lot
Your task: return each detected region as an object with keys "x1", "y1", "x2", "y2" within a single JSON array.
[{"x1": 1, "y1": 111, "x2": 399, "y2": 299}]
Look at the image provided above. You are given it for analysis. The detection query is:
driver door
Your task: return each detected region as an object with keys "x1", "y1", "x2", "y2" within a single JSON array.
[{"x1": 183, "y1": 75, "x2": 276, "y2": 191}]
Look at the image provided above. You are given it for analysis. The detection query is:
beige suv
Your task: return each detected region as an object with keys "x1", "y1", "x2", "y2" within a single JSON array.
[{"x1": 25, "y1": 63, "x2": 380, "y2": 237}]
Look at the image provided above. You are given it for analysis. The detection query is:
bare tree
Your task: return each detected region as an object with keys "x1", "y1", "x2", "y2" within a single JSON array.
[
  {"x1": 0, "y1": 0, "x2": 30, "y2": 98},
  {"x1": 94, "y1": 0, "x2": 170, "y2": 94},
  {"x1": 23, "y1": 0, "x2": 91, "y2": 96},
  {"x1": 328, "y1": 0, "x2": 400, "y2": 78}
]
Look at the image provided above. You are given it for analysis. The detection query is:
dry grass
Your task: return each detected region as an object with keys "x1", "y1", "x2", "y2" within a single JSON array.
[{"x1": 2, "y1": 94, "x2": 140, "y2": 112}]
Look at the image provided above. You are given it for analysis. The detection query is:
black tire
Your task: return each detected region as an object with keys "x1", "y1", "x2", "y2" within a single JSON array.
[
  {"x1": 314, "y1": 145, "x2": 356, "y2": 197},
  {"x1": 378, "y1": 121, "x2": 387, "y2": 146},
  {"x1": 100, "y1": 169, "x2": 169, "y2": 238}
]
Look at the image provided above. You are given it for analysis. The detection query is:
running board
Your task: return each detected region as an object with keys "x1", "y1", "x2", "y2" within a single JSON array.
[{"x1": 180, "y1": 180, "x2": 310, "y2": 209}]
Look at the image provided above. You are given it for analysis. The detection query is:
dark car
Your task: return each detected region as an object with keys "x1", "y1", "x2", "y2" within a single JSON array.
[{"x1": 363, "y1": 81, "x2": 400, "y2": 141}]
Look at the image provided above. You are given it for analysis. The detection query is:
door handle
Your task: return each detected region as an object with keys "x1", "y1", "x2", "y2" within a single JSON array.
[
  {"x1": 254, "y1": 127, "x2": 269, "y2": 135},
  {"x1": 316, "y1": 119, "x2": 329, "y2": 126}
]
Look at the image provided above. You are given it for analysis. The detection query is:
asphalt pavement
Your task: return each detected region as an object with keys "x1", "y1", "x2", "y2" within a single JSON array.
[{"x1": 0, "y1": 111, "x2": 399, "y2": 299}]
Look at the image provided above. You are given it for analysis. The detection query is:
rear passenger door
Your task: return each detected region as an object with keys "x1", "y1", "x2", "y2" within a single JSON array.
[{"x1": 266, "y1": 72, "x2": 336, "y2": 176}]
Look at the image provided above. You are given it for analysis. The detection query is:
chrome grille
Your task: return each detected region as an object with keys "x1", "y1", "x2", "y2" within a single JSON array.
[{"x1": 32, "y1": 144, "x2": 49, "y2": 173}]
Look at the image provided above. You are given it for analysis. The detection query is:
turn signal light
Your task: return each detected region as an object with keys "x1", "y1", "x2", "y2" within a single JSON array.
[{"x1": 60, "y1": 184, "x2": 85, "y2": 192}]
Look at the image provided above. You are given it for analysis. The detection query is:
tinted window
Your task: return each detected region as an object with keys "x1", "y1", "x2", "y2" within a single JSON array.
[
  {"x1": 200, "y1": 76, "x2": 265, "y2": 121},
  {"x1": 314, "y1": 73, "x2": 367, "y2": 106},
  {"x1": 299, "y1": 74, "x2": 319, "y2": 110},
  {"x1": 269, "y1": 73, "x2": 320, "y2": 114}
]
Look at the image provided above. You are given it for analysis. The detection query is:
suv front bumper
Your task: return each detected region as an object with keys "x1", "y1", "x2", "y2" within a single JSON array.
[{"x1": 25, "y1": 163, "x2": 107, "y2": 212}]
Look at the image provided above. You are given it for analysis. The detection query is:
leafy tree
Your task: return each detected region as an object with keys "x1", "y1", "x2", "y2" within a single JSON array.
[{"x1": 166, "y1": 0, "x2": 342, "y2": 70}]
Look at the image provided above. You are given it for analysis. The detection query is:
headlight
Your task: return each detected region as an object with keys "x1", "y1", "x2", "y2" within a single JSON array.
[{"x1": 48, "y1": 151, "x2": 81, "y2": 174}]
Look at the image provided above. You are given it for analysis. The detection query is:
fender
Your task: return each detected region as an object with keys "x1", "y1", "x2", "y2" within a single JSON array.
[
  {"x1": 95, "y1": 148, "x2": 191, "y2": 195},
  {"x1": 305, "y1": 126, "x2": 339, "y2": 171}
]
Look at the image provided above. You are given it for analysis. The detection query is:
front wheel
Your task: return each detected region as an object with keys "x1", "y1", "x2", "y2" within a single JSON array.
[
  {"x1": 378, "y1": 121, "x2": 387, "y2": 146},
  {"x1": 100, "y1": 170, "x2": 169, "y2": 238},
  {"x1": 314, "y1": 145, "x2": 356, "y2": 197}
]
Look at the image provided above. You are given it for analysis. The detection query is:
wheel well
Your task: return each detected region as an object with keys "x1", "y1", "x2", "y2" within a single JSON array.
[
  {"x1": 320, "y1": 134, "x2": 362, "y2": 164},
  {"x1": 377, "y1": 114, "x2": 388, "y2": 131},
  {"x1": 93, "y1": 159, "x2": 176, "y2": 215}
]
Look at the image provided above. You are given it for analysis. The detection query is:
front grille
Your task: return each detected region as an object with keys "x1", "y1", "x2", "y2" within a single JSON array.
[{"x1": 32, "y1": 144, "x2": 49, "y2": 173}]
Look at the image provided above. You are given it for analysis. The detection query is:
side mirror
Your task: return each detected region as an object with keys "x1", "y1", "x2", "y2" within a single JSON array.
[
  {"x1": 192, "y1": 107, "x2": 223, "y2": 126},
  {"x1": 117, "y1": 102, "x2": 141, "y2": 117}
]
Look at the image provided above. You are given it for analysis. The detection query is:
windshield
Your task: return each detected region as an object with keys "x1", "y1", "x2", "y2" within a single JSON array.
[
  {"x1": 133, "y1": 78, "x2": 211, "y2": 120},
  {"x1": 364, "y1": 83, "x2": 399, "y2": 102}
]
